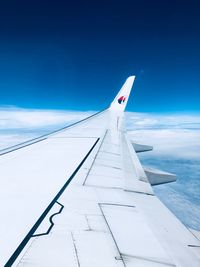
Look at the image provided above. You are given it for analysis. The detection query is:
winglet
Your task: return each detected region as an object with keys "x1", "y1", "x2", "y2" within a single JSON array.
[{"x1": 109, "y1": 76, "x2": 135, "y2": 112}]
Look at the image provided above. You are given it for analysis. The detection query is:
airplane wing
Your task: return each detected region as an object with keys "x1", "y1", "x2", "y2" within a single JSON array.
[{"x1": 1, "y1": 76, "x2": 200, "y2": 266}]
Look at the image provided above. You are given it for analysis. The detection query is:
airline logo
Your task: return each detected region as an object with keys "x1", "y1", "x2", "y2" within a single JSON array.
[{"x1": 118, "y1": 96, "x2": 126, "y2": 104}]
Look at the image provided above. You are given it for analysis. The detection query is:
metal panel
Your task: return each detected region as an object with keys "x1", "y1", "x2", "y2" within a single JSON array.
[
  {"x1": 100, "y1": 204, "x2": 175, "y2": 266},
  {"x1": 0, "y1": 137, "x2": 98, "y2": 265}
]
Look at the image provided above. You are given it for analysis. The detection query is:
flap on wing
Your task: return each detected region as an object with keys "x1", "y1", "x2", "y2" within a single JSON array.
[
  {"x1": 132, "y1": 142, "x2": 153, "y2": 153},
  {"x1": 100, "y1": 204, "x2": 175, "y2": 266},
  {"x1": 121, "y1": 133, "x2": 154, "y2": 195},
  {"x1": 143, "y1": 166, "x2": 177, "y2": 185}
]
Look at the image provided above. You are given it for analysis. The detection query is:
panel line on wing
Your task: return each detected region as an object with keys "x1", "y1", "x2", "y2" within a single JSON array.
[
  {"x1": 98, "y1": 204, "x2": 126, "y2": 267},
  {"x1": 82, "y1": 130, "x2": 108, "y2": 185},
  {"x1": 4, "y1": 138, "x2": 100, "y2": 267},
  {"x1": 100, "y1": 203, "x2": 176, "y2": 266},
  {"x1": 32, "y1": 201, "x2": 64, "y2": 237}
]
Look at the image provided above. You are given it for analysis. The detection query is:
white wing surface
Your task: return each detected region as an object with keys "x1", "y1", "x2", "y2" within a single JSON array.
[{"x1": 0, "y1": 76, "x2": 200, "y2": 266}]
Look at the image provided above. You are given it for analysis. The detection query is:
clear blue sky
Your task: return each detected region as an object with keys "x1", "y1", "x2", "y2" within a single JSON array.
[{"x1": 0, "y1": 0, "x2": 199, "y2": 112}]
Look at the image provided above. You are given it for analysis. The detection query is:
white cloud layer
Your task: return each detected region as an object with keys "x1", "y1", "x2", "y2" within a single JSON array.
[
  {"x1": 0, "y1": 107, "x2": 91, "y2": 149},
  {"x1": 126, "y1": 112, "x2": 200, "y2": 159},
  {"x1": 0, "y1": 107, "x2": 92, "y2": 129},
  {"x1": 126, "y1": 112, "x2": 200, "y2": 130},
  {"x1": 128, "y1": 129, "x2": 200, "y2": 159}
]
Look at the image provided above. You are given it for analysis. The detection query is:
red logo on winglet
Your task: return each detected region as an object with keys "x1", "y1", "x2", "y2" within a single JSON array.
[{"x1": 118, "y1": 96, "x2": 126, "y2": 104}]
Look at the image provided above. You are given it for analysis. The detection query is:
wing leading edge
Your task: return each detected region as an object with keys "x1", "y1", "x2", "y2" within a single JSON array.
[{"x1": 1, "y1": 76, "x2": 200, "y2": 266}]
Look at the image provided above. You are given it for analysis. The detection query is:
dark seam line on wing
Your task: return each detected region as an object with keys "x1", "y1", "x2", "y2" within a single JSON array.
[
  {"x1": 95, "y1": 163, "x2": 122, "y2": 170},
  {"x1": 135, "y1": 149, "x2": 153, "y2": 153},
  {"x1": 120, "y1": 253, "x2": 176, "y2": 266},
  {"x1": 98, "y1": 204, "x2": 126, "y2": 266},
  {"x1": 87, "y1": 173, "x2": 122, "y2": 179},
  {"x1": 32, "y1": 201, "x2": 64, "y2": 237},
  {"x1": 0, "y1": 109, "x2": 107, "y2": 156},
  {"x1": 71, "y1": 232, "x2": 81, "y2": 267},
  {"x1": 99, "y1": 203, "x2": 135, "y2": 208},
  {"x1": 82, "y1": 130, "x2": 107, "y2": 186},
  {"x1": 0, "y1": 138, "x2": 47, "y2": 156},
  {"x1": 100, "y1": 151, "x2": 120, "y2": 156},
  {"x1": 51, "y1": 137, "x2": 98, "y2": 139},
  {"x1": 85, "y1": 185, "x2": 122, "y2": 190},
  {"x1": 4, "y1": 138, "x2": 100, "y2": 267},
  {"x1": 124, "y1": 189, "x2": 154, "y2": 196}
]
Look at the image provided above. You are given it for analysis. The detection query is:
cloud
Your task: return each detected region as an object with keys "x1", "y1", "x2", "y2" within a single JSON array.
[
  {"x1": 128, "y1": 129, "x2": 200, "y2": 159},
  {"x1": 0, "y1": 107, "x2": 92, "y2": 149},
  {"x1": 126, "y1": 112, "x2": 200, "y2": 130},
  {"x1": 0, "y1": 106, "x2": 92, "y2": 129},
  {"x1": 126, "y1": 112, "x2": 200, "y2": 159}
]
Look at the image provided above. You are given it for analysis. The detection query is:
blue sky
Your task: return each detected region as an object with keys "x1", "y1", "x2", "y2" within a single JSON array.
[{"x1": 0, "y1": 0, "x2": 200, "y2": 112}]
